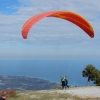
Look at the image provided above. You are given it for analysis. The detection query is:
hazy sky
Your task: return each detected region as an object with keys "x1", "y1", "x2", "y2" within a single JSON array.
[{"x1": 0, "y1": 0, "x2": 100, "y2": 60}]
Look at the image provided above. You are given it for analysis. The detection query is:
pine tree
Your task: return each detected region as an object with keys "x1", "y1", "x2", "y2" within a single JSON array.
[{"x1": 82, "y1": 64, "x2": 97, "y2": 86}]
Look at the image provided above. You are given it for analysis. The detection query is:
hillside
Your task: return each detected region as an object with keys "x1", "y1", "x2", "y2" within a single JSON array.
[
  {"x1": 0, "y1": 75, "x2": 60, "y2": 90},
  {"x1": 8, "y1": 86, "x2": 100, "y2": 100}
]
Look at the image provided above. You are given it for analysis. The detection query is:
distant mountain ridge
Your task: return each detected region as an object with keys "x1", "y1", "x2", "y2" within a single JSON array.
[{"x1": 0, "y1": 75, "x2": 60, "y2": 90}]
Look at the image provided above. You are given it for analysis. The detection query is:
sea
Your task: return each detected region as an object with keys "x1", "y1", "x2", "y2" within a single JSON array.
[{"x1": 0, "y1": 59, "x2": 99, "y2": 86}]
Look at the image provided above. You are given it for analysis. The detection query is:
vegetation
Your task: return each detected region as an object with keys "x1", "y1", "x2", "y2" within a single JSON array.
[
  {"x1": 6, "y1": 89, "x2": 100, "y2": 100},
  {"x1": 82, "y1": 64, "x2": 100, "y2": 86},
  {"x1": 0, "y1": 89, "x2": 16, "y2": 100}
]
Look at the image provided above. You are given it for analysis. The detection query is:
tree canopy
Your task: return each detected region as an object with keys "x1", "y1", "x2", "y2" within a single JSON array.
[{"x1": 82, "y1": 64, "x2": 100, "y2": 86}]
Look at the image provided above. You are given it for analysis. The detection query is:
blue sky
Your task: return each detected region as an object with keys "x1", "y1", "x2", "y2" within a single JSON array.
[{"x1": 0, "y1": 0, "x2": 100, "y2": 60}]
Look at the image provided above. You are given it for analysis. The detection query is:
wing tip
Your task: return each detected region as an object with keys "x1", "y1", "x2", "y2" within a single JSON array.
[
  {"x1": 90, "y1": 32, "x2": 94, "y2": 38},
  {"x1": 23, "y1": 36, "x2": 27, "y2": 39}
]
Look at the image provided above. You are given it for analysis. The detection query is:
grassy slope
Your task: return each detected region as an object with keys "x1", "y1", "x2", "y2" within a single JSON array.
[{"x1": 8, "y1": 89, "x2": 100, "y2": 100}]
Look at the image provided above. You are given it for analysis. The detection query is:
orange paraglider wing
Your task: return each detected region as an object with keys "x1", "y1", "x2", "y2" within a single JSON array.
[{"x1": 22, "y1": 11, "x2": 94, "y2": 39}]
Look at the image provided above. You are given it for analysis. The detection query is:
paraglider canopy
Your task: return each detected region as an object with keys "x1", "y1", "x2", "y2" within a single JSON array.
[{"x1": 22, "y1": 11, "x2": 94, "y2": 39}]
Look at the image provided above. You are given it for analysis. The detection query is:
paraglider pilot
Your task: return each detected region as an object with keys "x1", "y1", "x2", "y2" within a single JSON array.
[{"x1": 61, "y1": 76, "x2": 69, "y2": 89}]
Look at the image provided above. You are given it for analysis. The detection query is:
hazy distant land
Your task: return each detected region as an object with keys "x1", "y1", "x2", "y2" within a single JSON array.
[{"x1": 0, "y1": 75, "x2": 60, "y2": 91}]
